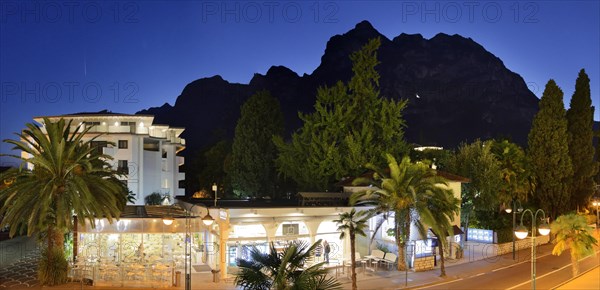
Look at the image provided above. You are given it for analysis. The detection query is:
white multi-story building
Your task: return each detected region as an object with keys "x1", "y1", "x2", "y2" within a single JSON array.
[{"x1": 28, "y1": 112, "x2": 185, "y2": 205}]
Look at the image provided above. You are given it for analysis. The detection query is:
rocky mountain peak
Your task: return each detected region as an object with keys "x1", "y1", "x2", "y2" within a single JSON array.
[{"x1": 138, "y1": 21, "x2": 540, "y2": 155}]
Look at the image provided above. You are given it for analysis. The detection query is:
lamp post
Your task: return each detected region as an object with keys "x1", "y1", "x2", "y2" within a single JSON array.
[
  {"x1": 592, "y1": 198, "x2": 599, "y2": 228},
  {"x1": 185, "y1": 205, "x2": 194, "y2": 290},
  {"x1": 161, "y1": 202, "x2": 213, "y2": 290},
  {"x1": 504, "y1": 200, "x2": 523, "y2": 260},
  {"x1": 514, "y1": 209, "x2": 551, "y2": 290},
  {"x1": 212, "y1": 183, "x2": 218, "y2": 207}
]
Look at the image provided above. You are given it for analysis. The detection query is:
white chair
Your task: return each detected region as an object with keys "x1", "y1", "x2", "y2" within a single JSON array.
[
  {"x1": 367, "y1": 250, "x2": 385, "y2": 271},
  {"x1": 344, "y1": 252, "x2": 368, "y2": 274},
  {"x1": 381, "y1": 253, "x2": 397, "y2": 270}
]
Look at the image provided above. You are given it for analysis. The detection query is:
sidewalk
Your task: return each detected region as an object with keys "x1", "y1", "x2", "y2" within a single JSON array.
[
  {"x1": 0, "y1": 240, "x2": 582, "y2": 290},
  {"x1": 555, "y1": 265, "x2": 599, "y2": 290},
  {"x1": 343, "y1": 241, "x2": 558, "y2": 290}
]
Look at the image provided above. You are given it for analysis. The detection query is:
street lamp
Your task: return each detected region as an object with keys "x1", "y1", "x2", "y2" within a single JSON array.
[
  {"x1": 184, "y1": 203, "x2": 216, "y2": 290},
  {"x1": 162, "y1": 217, "x2": 174, "y2": 226},
  {"x1": 202, "y1": 212, "x2": 215, "y2": 226},
  {"x1": 504, "y1": 200, "x2": 523, "y2": 260},
  {"x1": 162, "y1": 206, "x2": 174, "y2": 225},
  {"x1": 514, "y1": 209, "x2": 550, "y2": 290}
]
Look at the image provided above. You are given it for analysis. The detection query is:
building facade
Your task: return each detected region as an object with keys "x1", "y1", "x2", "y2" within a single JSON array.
[{"x1": 28, "y1": 112, "x2": 185, "y2": 205}]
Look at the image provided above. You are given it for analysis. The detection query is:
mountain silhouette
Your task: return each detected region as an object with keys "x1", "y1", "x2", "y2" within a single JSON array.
[{"x1": 138, "y1": 20, "x2": 540, "y2": 155}]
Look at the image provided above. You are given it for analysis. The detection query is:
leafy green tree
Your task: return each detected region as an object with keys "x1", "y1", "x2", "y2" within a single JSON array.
[
  {"x1": 528, "y1": 80, "x2": 573, "y2": 219},
  {"x1": 566, "y1": 69, "x2": 597, "y2": 209},
  {"x1": 445, "y1": 140, "x2": 503, "y2": 234},
  {"x1": 409, "y1": 148, "x2": 452, "y2": 170},
  {"x1": 490, "y1": 139, "x2": 533, "y2": 204},
  {"x1": 0, "y1": 118, "x2": 127, "y2": 285},
  {"x1": 551, "y1": 213, "x2": 598, "y2": 277},
  {"x1": 351, "y1": 154, "x2": 455, "y2": 271},
  {"x1": 230, "y1": 90, "x2": 284, "y2": 198},
  {"x1": 234, "y1": 240, "x2": 341, "y2": 290},
  {"x1": 334, "y1": 209, "x2": 371, "y2": 290},
  {"x1": 275, "y1": 38, "x2": 409, "y2": 191}
]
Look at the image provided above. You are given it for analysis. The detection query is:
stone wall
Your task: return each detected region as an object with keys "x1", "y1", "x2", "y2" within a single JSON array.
[
  {"x1": 413, "y1": 256, "x2": 435, "y2": 272},
  {"x1": 493, "y1": 235, "x2": 550, "y2": 256}
]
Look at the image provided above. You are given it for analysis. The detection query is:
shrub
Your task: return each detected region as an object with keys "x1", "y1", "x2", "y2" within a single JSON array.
[
  {"x1": 496, "y1": 227, "x2": 514, "y2": 244},
  {"x1": 38, "y1": 246, "x2": 68, "y2": 286},
  {"x1": 145, "y1": 192, "x2": 167, "y2": 205}
]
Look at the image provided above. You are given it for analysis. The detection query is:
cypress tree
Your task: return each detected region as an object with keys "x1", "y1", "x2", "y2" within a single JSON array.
[
  {"x1": 230, "y1": 90, "x2": 284, "y2": 198},
  {"x1": 528, "y1": 80, "x2": 573, "y2": 219},
  {"x1": 566, "y1": 69, "x2": 597, "y2": 209}
]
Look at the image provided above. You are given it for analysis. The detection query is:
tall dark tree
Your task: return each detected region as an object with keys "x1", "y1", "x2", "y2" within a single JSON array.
[
  {"x1": 196, "y1": 140, "x2": 231, "y2": 196},
  {"x1": 275, "y1": 38, "x2": 409, "y2": 191},
  {"x1": 566, "y1": 69, "x2": 597, "y2": 209},
  {"x1": 528, "y1": 80, "x2": 573, "y2": 219},
  {"x1": 230, "y1": 90, "x2": 284, "y2": 198}
]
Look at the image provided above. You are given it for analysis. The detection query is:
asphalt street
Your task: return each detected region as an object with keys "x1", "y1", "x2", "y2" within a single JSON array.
[{"x1": 416, "y1": 247, "x2": 600, "y2": 289}]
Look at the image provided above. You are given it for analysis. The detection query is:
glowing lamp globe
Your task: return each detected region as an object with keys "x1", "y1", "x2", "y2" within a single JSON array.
[
  {"x1": 515, "y1": 225, "x2": 529, "y2": 239},
  {"x1": 202, "y1": 214, "x2": 215, "y2": 226},
  {"x1": 538, "y1": 223, "x2": 550, "y2": 236},
  {"x1": 162, "y1": 217, "x2": 174, "y2": 226}
]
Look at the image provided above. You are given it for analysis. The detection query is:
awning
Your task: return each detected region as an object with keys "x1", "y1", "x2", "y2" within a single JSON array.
[{"x1": 429, "y1": 225, "x2": 464, "y2": 236}]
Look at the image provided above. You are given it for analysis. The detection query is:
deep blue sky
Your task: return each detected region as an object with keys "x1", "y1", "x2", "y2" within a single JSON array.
[{"x1": 1, "y1": 0, "x2": 599, "y2": 165}]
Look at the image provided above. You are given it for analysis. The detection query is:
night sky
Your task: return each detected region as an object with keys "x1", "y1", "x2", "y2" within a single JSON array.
[{"x1": 1, "y1": 0, "x2": 599, "y2": 165}]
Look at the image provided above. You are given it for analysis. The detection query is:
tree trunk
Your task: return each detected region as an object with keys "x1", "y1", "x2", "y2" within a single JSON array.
[
  {"x1": 47, "y1": 226, "x2": 64, "y2": 253},
  {"x1": 40, "y1": 226, "x2": 67, "y2": 286},
  {"x1": 571, "y1": 252, "x2": 579, "y2": 277},
  {"x1": 464, "y1": 210, "x2": 470, "y2": 242},
  {"x1": 396, "y1": 211, "x2": 410, "y2": 271},
  {"x1": 350, "y1": 233, "x2": 357, "y2": 290},
  {"x1": 437, "y1": 234, "x2": 446, "y2": 277}
]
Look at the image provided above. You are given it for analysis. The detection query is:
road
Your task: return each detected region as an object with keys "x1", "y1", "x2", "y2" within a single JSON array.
[{"x1": 416, "y1": 247, "x2": 600, "y2": 289}]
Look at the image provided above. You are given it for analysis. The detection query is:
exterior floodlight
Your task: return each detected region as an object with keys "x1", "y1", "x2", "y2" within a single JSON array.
[
  {"x1": 162, "y1": 217, "x2": 174, "y2": 226},
  {"x1": 515, "y1": 225, "x2": 529, "y2": 239},
  {"x1": 538, "y1": 223, "x2": 550, "y2": 236}
]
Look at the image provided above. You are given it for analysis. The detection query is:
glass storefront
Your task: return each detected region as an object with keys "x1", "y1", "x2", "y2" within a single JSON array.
[
  {"x1": 316, "y1": 221, "x2": 345, "y2": 264},
  {"x1": 75, "y1": 218, "x2": 215, "y2": 287},
  {"x1": 226, "y1": 224, "x2": 267, "y2": 268}
]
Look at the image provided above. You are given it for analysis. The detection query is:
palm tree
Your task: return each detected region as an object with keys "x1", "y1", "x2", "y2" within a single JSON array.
[
  {"x1": 0, "y1": 118, "x2": 128, "y2": 285},
  {"x1": 419, "y1": 186, "x2": 460, "y2": 277},
  {"x1": 234, "y1": 239, "x2": 341, "y2": 290},
  {"x1": 551, "y1": 213, "x2": 598, "y2": 277},
  {"x1": 334, "y1": 209, "x2": 371, "y2": 290},
  {"x1": 351, "y1": 154, "x2": 456, "y2": 271}
]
